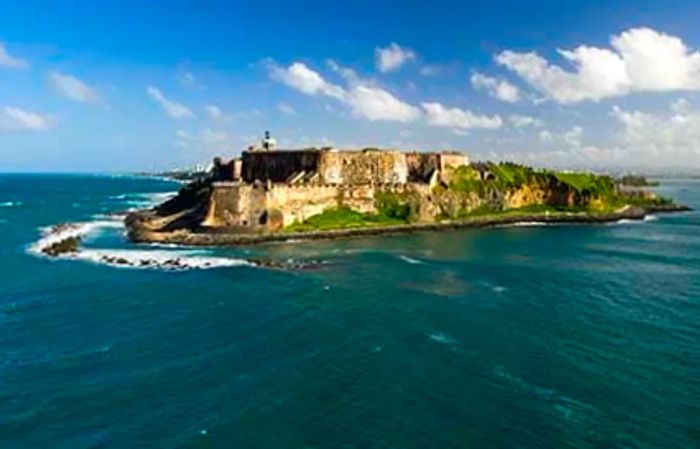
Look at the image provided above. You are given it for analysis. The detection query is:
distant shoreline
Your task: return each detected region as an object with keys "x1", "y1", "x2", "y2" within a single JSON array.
[{"x1": 125, "y1": 204, "x2": 691, "y2": 247}]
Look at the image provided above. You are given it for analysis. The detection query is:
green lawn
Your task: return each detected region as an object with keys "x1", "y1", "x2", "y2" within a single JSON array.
[{"x1": 284, "y1": 206, "x2": 407, "y2": 232}]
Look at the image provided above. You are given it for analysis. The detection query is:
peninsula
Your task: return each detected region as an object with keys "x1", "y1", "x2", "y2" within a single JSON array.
[{"x1": 126, "y1": 133, "x2": 689, "y2": 246}]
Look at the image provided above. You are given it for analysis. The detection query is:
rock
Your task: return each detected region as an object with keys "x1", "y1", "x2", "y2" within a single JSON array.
[{"x1": 42, "y1": 236, "x2": 81, "y2": 256}]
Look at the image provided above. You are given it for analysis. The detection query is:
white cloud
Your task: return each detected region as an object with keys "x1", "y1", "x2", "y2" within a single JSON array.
[
  {"x1": 270, "y1": 62, "x2": 345, "y2": 99},
  {"x1": 421, "y1": 102, "x2": 502, "y2": 129},
  {"x1": 49, "y1": 72, "x2": 101, "y2": 104},
  {"x1": 326, "y1": 59, "x2": 362, "y2": 84},
  {"x1": 563, "y1": 126, "x2": 584, "y2": 148},
  {"x1": 205, "y1": 105, "x2": 223, "y2": 120},
  {"x1": 270, "y1": 61, "x2": 506, "y2": 128},
  {"x1": 277, "y1": 102, "x2": 297, "y2": 116},
  {"x1": 470, "y1": 72, "x2": 521, "y2": 103},
  {"x1": 375, "y1": 43, "x2": 416, "y2": 73},
  {"x1": 269, "y1": 61, "x2": 419, "y2": 122},
  {"x1": 0, "y1": 43, "x2": 28, "y2": 68},
  {"x1": 2, "y1": 106, "x2": 52, "y2": 131},
  {"x1": 509, "y1": 114, "x2": 544, "y2": 128},
  {"x1": 346, "y1": 85, "x2": 420, "y2": 122},
  {"x1": 147, "y1": 86, "x2": 195, "y2": 119},
  {"x1": 609, "y1": 103, "x2": 700, "y2": 165},
  {"x1": 496, "y1": 27, "x2": 700, "y2": 103},
  {"x1": 539, "y1": 130, "x2": 554, "y2": 142}
]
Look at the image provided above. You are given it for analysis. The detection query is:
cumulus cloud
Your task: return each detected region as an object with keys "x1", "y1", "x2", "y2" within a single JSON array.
[
  {"x1": 496, "y1": 27, "x2": 700, "y2": 103},
  {"x1": 49, "y1": 72, "x2": 101, "y2": 104},
  {"x1": 421, "y1": 102, "x2": 502, "y2": 129},
  {"x1": 470, "y1": 72, "x2": 521, "y2": 103},
  {"x1": 270, "y1": 62, "x2": 345, "y2": 99},
  {"x1": 147, "y1": 86, "x2": 195, "y2": 119},
  {"x1": 269, "y1": 61, "x2": 419, "y2": 122},
  {"x1": 509, "y1": 114, "x2": 544, "y2": 128},
  {"x1": 346, "y1": 85, "x2": 420, "y2": 122},
  {"x1": 277, "y1": 102, "x2": 297, "y2": 116},
  {"x1": 0, "y1": 43, "x2": 28, "y2": 68},
  {"x1": 609, "y1": 102, "x2": 700, "y2": 166},
  {"x1": 2, "y1": 106, "x2": 52, "y2": 131},
  {"x1": 271, "y1": 61, "x2": 506, "y2": 129},
  {"x1": 375, "y1": 43, "x2": 416, "y2": 73}
]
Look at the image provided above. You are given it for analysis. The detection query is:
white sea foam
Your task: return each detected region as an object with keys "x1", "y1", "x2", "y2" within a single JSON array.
[
  {"x1": 398, "y1": 254, "x2": 425, "y2": 265},
  {"x1": 496, "y1": 221, "x2": 549, "y2": 228},
  {"x1": 612, "y1": 218, "x2": 644, "y2": 225},
  {"x1": 426, "y1": 332, "x2": 458, "y2": 346},
  {"x1": 71, "y1": 248, "x2": 251, "y2": 270},
  {"x1": 109, "y1": 191, "x2": 177, "y2": 207},
  {"x1": 29, "y1": 220, "x2": 121, "y2": 255},
  {"x1": 0, "y1": 201, "x2": 21, "y2": 207},
  {"x1": 29, "y1": 218, "x2": 249, "y2": 271}
]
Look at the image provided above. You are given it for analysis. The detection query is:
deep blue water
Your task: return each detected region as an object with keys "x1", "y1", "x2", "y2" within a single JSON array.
[{"x1": 0, "y1": 174, "x2": 699, "y2": 449}]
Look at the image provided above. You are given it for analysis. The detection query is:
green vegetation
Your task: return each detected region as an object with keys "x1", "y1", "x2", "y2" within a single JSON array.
[
  {"x1": 284, "y1": 162, "x2": 677, "y2": 233},
  {"x1": 375, "y1": 191, "x2": 412, "y2": 221},
  {"x1": 448, "y1": 165, "x2": 484, "y2": 194},
  {"x1": 551, "y1": 171, "x2": 617, "y2": 197},
  {"x1": 285, "y1": 206, "x2": 407, "y2": 232}
]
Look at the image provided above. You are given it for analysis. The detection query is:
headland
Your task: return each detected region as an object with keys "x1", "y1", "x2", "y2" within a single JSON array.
[{"x1": 124, "y1": 135, "x2": 690, "y2": 247}]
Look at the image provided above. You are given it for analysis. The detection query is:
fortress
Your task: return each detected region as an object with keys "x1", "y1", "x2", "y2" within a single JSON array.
[
  {"x1": 126, "y1": 132, "x2": 682, "y2": 246},
  {"x1": 201, "y1": 132, "x2": 469, "y2": 232}
]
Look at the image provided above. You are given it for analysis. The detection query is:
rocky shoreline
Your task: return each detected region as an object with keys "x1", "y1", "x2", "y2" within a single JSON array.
[{"x1": 124, "y1": 203, "x2": 691, "y2": 247}]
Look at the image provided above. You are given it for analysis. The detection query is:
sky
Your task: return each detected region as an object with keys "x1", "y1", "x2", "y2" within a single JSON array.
[{"x1": 2, "y1": 0, "x2": 700, "y2": 173}]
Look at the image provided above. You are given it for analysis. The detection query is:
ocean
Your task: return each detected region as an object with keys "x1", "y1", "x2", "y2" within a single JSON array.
[{"x1": 0, "y1": 174, "x2": 698, "y2": 449}]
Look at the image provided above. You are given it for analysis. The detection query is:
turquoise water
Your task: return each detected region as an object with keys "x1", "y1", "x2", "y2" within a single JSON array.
[{"x1": 1, "y1": 174, "x2": 698, "y2": 449}]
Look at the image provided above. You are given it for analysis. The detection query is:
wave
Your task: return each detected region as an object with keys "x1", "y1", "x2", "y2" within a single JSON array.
[
  {"x1": 398, "y1": 254, "x2": 425, "y2": 265},
  {"x1": 28, "y1": 220, "x2": 122, "y2": 256},
  {"x1": 0, "y1": 201, "x2": 21, "y2": 207},
  {"x1": 71, "y1": 248, "x2": 251, "y2": 270},
  {"x1": 497, "y1": 221, "x2": 549, "y2": 228},
  {"x1": 29, "y1": 219, "x2": 251, "y2": 271}
]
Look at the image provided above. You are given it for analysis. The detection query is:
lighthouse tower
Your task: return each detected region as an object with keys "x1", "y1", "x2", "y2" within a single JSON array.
[{"x1": 261, "y1": 130, "x2": 276, "y2": 151}]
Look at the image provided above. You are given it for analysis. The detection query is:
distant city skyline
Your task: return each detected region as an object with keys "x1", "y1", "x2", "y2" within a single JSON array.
[{"x1": 2, "y1": 1, "x2": 700, "y2": 173}]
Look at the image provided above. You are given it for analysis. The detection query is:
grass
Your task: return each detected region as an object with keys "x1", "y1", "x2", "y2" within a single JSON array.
[{"x1": 284, "y1": 206, "x2": 407, "y2": 232}]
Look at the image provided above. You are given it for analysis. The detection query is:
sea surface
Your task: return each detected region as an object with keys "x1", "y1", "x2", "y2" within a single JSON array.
[{"x1": 0, "y1": 174, "x2": 698, "y2": 449}]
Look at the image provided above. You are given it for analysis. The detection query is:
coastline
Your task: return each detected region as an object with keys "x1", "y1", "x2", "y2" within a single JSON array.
[{"x1": 125, "y1": 203, "x2": 691, "y2": 247}]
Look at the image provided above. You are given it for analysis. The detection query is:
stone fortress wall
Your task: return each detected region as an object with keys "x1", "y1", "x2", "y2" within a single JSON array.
[{"x1": 205, "y1": 148, "x2": 469, "y2": 231}]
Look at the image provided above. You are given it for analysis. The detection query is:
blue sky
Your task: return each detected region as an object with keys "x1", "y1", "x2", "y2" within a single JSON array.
[{"x1": 2, "y1": 0, "x2": 700, "y2": 173}]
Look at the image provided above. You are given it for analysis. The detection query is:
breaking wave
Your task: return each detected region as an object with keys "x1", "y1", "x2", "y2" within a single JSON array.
[
  {"x1": 398, "y1": 254, "x2": 425, "y2": 265},
  {"x1": 28, "y1": 220, "x2": 123, "y2": 256},
  {"x1": 28, "y1": 219, "x2": 251, "y2": 271},
  {"x1": 0, "y1": 201, "x2": 22, "y2": 207},
  {"x1": 70, "y1": 249, "x2": 251, "y2": 270}
]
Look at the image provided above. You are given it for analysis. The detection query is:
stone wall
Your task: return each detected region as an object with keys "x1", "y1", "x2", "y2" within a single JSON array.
[
  {"x1": 319, "y1": 149, "x2": 408, "y2": 185},
  {"x1": 203, "y1": 182, "x2": 268, "y2": 229},
  {"x1": 241, "y1": 150, "x2": 321, "y2": 183}
]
